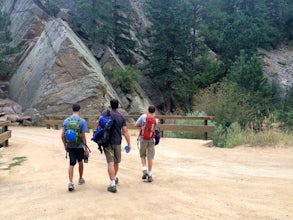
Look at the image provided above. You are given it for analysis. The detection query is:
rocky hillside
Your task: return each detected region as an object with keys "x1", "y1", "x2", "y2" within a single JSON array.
[
  {"x1": 260, "y1": 45, "x2": 293, "y2": 95},
  {"x1": 0, "y1": 0, "x2": 151, "y2": 123},
  {"x1": 0, "y1": 0, "x2": 292, "y2": 124}
]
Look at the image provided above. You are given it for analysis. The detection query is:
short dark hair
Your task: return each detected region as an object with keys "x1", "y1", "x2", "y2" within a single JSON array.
[
  {"x1": 110, "y1": 99, "x2": 119, "y2": 109},
  {"x1": 72, "y1": 103, "x2": 80, "y2": 112},
  {"x1": 148, "y1": 105, "x2": 156, "y2": 113}
]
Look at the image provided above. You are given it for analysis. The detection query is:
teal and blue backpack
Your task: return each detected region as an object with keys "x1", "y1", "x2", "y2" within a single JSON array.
[{"x1": 65, "y1": 117, "x2": 82, "y2": 146}]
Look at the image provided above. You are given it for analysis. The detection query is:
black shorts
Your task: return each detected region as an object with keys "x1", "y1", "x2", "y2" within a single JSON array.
[{"x1": 68, "y1": 148, "x2": 84, "y2": 166}]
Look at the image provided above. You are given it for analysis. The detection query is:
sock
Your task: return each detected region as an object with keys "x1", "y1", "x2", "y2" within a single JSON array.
[
  {"x1": 142, "y1": 166, "x2": 147, "y2": 172},
  {"x1": 110, "y1": 180, "x2": 116, "y2": 187},
  {"x1": 148, "y1": 171, "x2": 152, "y2": 176}
]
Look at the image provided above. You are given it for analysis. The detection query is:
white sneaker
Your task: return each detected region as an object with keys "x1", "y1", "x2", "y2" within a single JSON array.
[
  {"x1": 68, "y1": 183, "x2": 74, "y2": 191},
  {"x1": 78, "y1": 178, "x2": 85, "y2": 185}
]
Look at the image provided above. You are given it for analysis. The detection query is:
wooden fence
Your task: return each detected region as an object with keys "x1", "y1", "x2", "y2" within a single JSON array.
[
  {"x1": 0, "y1": 121, "x2": 12, "y2": 147},
  {"x1": 43, "y1": 115, "x2": 214, "y2": 140}
]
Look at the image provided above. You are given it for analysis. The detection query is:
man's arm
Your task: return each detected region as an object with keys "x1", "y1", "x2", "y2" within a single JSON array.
[
  {"x1": 81, "y1": 120, "x2": 90, "y2": 153},
  {"x1": 135, "y1": 114, "x2": 143, "y2": 128},
  {"x1": 122, "y1": 125, "x2": 131, "y2": 150},
  {"x1": 61, "y1": 129, "x2": 67, "y2": 151}
]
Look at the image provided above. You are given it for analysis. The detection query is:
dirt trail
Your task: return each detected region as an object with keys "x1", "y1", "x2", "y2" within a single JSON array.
[{"x1": 0, "y1": 126, "x2": 292, "y2": 220}]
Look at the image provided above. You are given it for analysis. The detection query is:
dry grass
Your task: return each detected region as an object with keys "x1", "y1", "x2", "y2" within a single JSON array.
[{"x1": 225, "y1": 123, "x2": 293, "y2": 148}]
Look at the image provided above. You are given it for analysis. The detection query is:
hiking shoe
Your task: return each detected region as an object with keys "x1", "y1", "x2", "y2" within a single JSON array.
[
  {"x1": 68, "y1": 183, "x2": 74, "y2": 191},
  {"x1": 107, "y1": 185, "x2": 117, "y2": 193},
  {"x1": 142, "y1": 170, "x2": 148, "y2": 180},
  {"x1": 147, "y1": 175, "x2": 153, "y2": 182},
  {"x1": 78, "y1": 178, "x2": 85, "y2": 185},
  {"x1": 115, "y1": 177, "x2": 119, "y2": 185}
]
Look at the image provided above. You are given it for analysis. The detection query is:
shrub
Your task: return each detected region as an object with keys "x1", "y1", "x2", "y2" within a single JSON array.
[{"x1": 103, "y1": 65, "x2": 139, "y2": 94}]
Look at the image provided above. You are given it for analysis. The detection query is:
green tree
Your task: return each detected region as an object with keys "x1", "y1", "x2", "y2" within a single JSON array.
[
  {"x1": 193, "y1": 81, "x2": 259, "y2": 128},
  {"x1": 265, "y1": 0, "x2": 293, "y2": 40},
  {"x1": 104, "y1": 65, "x2": 139, "y2": 94},
  {"x1": 199, "y1": 0, "x2": 282, "y2": 68},
  {"x1": 73, "y1": 0, "x2": 113, "y2": 44},
  {"x1": 276, "y1": 86, "x2": 293, "y2": 130},
  {"x1": 112, "y1": 0, "x2": 135, "y2": 64},
  {"x1": 228, "y1": 51, "x2": 268, "y2": 93},
  {"x1": 73, "y1": 0, "x2": 134, "y2": 64},
  {"x1": 146, "y1": 0, "x2": 193, "y2": 112},
  {"x1": 0, "y1": 12, "x2": 19, "y2": 80},
  {"x1": 228, "y1": 50, "x2": 272, "y2": 130}
]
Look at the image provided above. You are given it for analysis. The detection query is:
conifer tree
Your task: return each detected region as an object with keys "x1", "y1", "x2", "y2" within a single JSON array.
[
  {"x1": 0, "y1": 12, "x2": 19, "y2": 80},
  {"x1": 146, "y1": 0, "x2": 192, "y2": 112}
]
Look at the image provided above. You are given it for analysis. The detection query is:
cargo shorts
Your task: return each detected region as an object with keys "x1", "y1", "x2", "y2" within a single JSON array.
[
  {"x1": 104, "y1": 145, "x2": 121, "y2": 163},
  {"x1": 139, "y1": 141, "x2": 155, "y2": 160}
]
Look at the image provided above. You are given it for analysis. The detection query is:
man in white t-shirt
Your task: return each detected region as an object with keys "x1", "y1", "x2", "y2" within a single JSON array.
[{"x1": 135, "y1": 105, "x2": 158, "y2": 182}]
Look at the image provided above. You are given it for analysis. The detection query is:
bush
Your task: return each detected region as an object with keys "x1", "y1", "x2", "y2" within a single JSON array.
[
  {"x1": 213, "y1": 122, "x2": 293, "y2": 148},
  {"x1": 103, "y1": 65, "x2": 139, "y2": 94},
  {"x1": 193, "y1": 81, "x2": 263, "y2": 129}
]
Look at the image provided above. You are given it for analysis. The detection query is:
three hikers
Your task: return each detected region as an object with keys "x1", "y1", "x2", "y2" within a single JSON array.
[{"x1": 62, "y1": 101, "x2": 158, "y2": 193}]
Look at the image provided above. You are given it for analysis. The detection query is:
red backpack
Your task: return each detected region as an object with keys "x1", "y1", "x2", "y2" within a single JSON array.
[{"x1": 140, "y1": 114, "x2": 157, "y2": 140}]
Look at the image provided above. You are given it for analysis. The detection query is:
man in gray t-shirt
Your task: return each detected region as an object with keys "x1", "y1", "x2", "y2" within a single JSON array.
[{"x1": 135, "y1": 105, "x2": 158, "y2": 183}]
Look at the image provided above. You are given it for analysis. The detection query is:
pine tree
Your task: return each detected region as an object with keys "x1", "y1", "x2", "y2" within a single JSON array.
[
  {"x1": 0, "y1": 12, "x2": 19, "y2": 80},
  {"x1": 146, "y1": 0, "x2": 192, "y2": 112},
  {"x1": 74, "y1": 0, "x2": 134, "y2": 64}
]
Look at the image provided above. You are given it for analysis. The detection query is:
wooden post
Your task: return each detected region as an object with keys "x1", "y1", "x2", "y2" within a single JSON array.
[
  {"x1": 4, "y1": 124, "x2": 8, "y2": 146},
  {"x1": 204, "y1": 119, "x2": 208, "y2": 140},
  {"x1": 160, "y1": 119, "x2": 164, "y2": 137}
]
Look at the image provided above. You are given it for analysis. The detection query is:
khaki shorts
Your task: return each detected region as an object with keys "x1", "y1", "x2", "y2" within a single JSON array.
[
  {"x1": 104, "y1": 145, "x2": 121, "y2": 163},
  {"x1": 139, "y1": 141, "x2": 155, "y2": 160}
]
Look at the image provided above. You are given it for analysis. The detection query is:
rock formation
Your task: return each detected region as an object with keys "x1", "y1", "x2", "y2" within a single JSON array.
[{"x1": 1, "y1": 0, "x2": 151, "y2": 123}]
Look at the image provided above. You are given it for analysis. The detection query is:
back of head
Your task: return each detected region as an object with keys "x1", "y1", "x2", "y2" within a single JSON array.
[
  {"x1": 72, "y1": 103, "x2": 80, "y2": 112},
  {"x1": 148, "y1": 105, "x2": 156, "y2": 114},
  {"x1": 110, "y1": 99, "x2": 119, "y2": 110}
]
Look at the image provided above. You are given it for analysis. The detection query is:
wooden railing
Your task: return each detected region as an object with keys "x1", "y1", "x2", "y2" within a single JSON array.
[
  {"x1": 0, "y1": 121, "x2": 12, "y2": 147},
  {"x1": 43, "y1": 115, "x2": 214, "y2": 140}
]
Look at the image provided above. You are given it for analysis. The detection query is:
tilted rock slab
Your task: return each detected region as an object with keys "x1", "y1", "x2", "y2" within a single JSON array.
[
  {"x1": 3, "y1": 0, "x2": 151, "y2": 122},
  {"x1": 9, "y1": 18, "x2": 118, "y2": 121}
]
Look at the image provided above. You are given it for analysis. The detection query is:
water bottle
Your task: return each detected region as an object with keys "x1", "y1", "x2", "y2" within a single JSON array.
[
  {"x1": 84, "y1": 153, "x2": 89, "y2": 163},
  {"x1": 124, "y1": 145, "x2": 130, "y2": 153}
]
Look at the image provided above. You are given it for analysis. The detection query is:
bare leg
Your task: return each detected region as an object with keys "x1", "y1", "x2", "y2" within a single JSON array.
[
  {"x1": 147, "y1": 160, "x2": 153, "y2": 172},
  {"x1": 78, "y1": 161, "x2": 83, "y2": 179},
  {"x1": 69, "y1": 165, "x2": 74, "y2": 182},
  {"x1": 114, "y1": 162, "x2": 119, "y2": 177},
  {"x1": 141, "y1": 157, "x2": 147, "y2": 168},
  {"x1": 108, "y1": 162, "x2": 115, "y2": 181}
]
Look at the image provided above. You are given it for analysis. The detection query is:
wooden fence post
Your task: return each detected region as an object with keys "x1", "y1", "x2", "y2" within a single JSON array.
[{"x1": 204, "y1": 119, "x2": 208, "y2": 140}]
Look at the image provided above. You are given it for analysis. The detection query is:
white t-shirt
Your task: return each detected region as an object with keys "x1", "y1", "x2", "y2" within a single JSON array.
[{"x1": 135, "y1": 113, "x2": 158, "y2": 142}]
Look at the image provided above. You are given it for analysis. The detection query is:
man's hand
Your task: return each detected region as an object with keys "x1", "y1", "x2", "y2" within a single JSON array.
[{"x1": 84, "y1": 144, "x2": 91, "y2": 155}]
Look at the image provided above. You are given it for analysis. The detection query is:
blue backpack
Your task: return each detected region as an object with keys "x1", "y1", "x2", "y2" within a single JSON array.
[{"x1": 92, "y1": 115, "x2": 113, "y2": 150}]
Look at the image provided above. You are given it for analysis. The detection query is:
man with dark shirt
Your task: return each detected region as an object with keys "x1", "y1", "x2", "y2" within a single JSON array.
[{"x1": 103, "y1": 99, "x2": 132, "y2": 193}]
